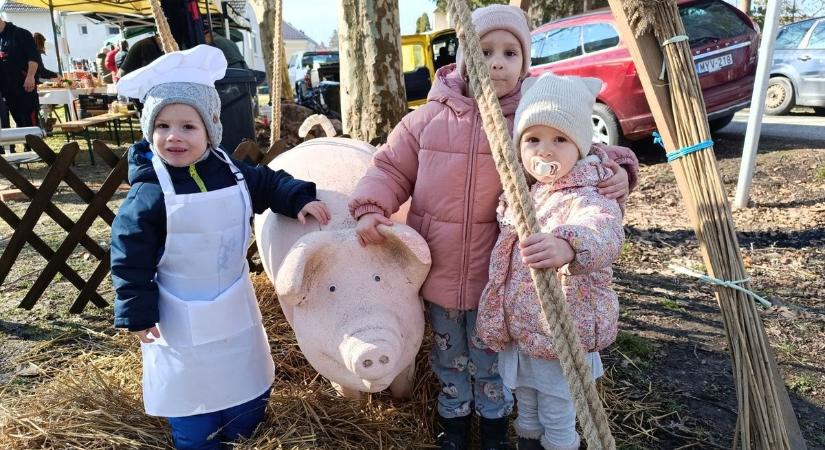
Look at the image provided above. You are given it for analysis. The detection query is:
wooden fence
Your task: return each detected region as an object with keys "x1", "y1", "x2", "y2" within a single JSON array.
[{"x1": 0, "y1": 136, "x2": 288, "y2": 313}]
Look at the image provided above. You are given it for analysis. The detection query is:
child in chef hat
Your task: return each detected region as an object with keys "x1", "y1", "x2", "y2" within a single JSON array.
[
  {"x1": 111, "y1": 44, "x2": 330, "y2": 449},
  {"x1": 476, "y1": 72, "x2": 630, "y2": 450}
]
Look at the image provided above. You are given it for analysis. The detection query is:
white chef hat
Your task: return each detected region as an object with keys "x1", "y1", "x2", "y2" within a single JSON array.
[{"x1": 117, "y1": 45, "x2": 228, "y2": 149}]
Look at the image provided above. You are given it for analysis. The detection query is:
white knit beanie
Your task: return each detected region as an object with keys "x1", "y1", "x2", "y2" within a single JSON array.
[
  {"x1": 514, "y1": 73, "x2": 603, "y2": 159},
  {"x1": 455, "y1": 4, "x2": 532, "y2": 78}
]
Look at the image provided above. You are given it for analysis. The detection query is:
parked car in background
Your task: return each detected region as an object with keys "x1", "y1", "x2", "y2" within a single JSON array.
[
  {"x1": 529, "y1": 0, "x2": 759, "y2": 145},
  {"x1": 401, "y1": 29, "x2": 458, "y2": 108},
  {"x1": 766, "y1": 16, "x2": 825, "y2": 115},
  {"x1": 287, "y1": 51, "x2": 340, "y2": 88}
]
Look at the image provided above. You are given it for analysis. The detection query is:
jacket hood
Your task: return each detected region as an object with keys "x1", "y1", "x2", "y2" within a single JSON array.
[
  {"x1": 427, "y1": 64, "x2": 521, "y2": 116},
  {"x1": 127, "y1": 140, "x2": 156, "y2": 185}
]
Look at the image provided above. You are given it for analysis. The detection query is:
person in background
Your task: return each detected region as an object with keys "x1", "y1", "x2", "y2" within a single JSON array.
[
  {"x1": 105, "y1": 43, "x2": 119, "y2": 76},
  {"x1": 32, "y1": 32, "x2": 58, "y2": 82},
  {"x1": 115, "y1": 40, "x2": 129, "y2": 70},
  {"x1": 96, "y1": 46, "x2": 112, "y2": 82},
  {"x1": 203, "y1": 26, "x2": 248, "y2": 69},
  {"x1": 117, "y1": 35, "x2": 163, "y2": 78},
  {"x1": 0, "y1": 18, "x2": 40, "y2": 133}
]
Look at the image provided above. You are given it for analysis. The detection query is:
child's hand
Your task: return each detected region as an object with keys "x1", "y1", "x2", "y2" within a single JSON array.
[
  {"x1": 355, "y1": 212, "x2": 393, "y2": 247},
  {"x1": 133, "y1": 326, "x2": 161, "y2": 344},
  {"x1": 520, "y1": 233, "x2": 575, "y2": 269},
  {"x1": 598, "y1": 160, "x2": 629, "y2": 202},
  {"x1": 298, "y1": 201, "x2": 331, "y2": 225}
]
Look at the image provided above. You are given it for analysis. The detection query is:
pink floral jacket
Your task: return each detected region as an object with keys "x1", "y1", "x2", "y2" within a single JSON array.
[{"x1": 477, "y1": 148, "x2": 623, "y2": 360}]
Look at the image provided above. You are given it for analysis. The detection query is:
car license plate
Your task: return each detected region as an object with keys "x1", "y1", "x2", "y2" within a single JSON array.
[{"x1": 695, "y1": 53, "x2": 734, "y2": 75}]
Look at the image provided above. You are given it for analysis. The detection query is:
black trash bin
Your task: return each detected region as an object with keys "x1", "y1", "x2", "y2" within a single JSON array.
[{"x1": 214, "y1": 68, "x2": 257, "y2": 154}]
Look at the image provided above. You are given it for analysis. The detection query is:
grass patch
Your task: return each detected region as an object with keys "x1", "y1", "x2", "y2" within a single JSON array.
[
  {"x1": 788, "y1": 374, "x2": 816, "y2": 394},
  {"x1": 620, "y1": 241, "x2": 633, "y2": 259},
  {"x1": 689, "y1": 261, "x2": 706, "y2": 273},
  {"x1": 614, "y1": 331, "x2": 655, "y2": 370},
  {"x1": 660, "y1": 298, "x2": 684, "y2": 311},
  {"x1": 814, "y1": 164, "x2": 825, "y2": 182}
]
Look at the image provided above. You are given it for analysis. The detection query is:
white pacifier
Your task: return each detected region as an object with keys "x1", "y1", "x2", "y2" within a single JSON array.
[{"x1": 531, "y1": 157, "x2": 560, "y2": 178}]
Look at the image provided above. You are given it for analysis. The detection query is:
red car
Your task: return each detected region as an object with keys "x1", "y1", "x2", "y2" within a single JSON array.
[{"x1": 529, "y1": 0, "x2": 759, "y2": 145}]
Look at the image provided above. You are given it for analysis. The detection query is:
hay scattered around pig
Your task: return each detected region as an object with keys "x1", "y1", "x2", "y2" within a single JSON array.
[{"x1": 1, "y1": 273, "x2": 685, "y2": 449}]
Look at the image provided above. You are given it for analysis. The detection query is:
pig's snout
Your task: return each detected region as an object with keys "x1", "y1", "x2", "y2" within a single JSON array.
[{"x1": 340, "y1": 333, "x2": 399, "y2": 381}]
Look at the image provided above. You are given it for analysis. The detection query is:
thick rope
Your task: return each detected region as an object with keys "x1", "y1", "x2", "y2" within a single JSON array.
[
  {"x1": 148, "y1": 0, "x2": 179, "y2": 53},
  {"x1": 445, "y1": 1, "x2": 615, "y2": 448},
  {"x1": 269, "y1": 0, "x2": 283, "y2": 142}
]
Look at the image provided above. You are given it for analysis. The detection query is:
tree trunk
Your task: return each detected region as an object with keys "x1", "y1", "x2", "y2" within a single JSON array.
[
  {"x1": 338, "y1": 0, "x2": 407, "y2": 144},
  {"x1": 738, "y1": 0, "x2": 751, "y2": 14},
  {"x1": 583, "y1": 0, "x2": 592, "y2": 12},
  {"x1": 257, "y1": 0, "x2": 293, "y2": 103}
]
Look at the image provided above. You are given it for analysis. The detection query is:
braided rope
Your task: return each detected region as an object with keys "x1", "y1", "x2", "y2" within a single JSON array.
[
  {"x1": 148, "y1": 0, "x2": 179, "y2": 53},
  {"x1": 446, "y1": 1, "x2": 615, "y2": 448},
  {"x1": 270, "y1": 0, "x2": 283, "y2": 142}
]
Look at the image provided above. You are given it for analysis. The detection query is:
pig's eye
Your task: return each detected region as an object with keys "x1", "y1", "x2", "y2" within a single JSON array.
[
  {"x1": 329, "y1": 285, "x2": 336, "y2": 293},
  {"x1": 373, "y1": 275, "x2": 381, "y2": 282}
]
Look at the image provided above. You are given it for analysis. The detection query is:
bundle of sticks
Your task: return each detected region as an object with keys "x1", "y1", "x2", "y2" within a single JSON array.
[{"x1": 617, "y1": 0, "x2": 804, "y2": 448}]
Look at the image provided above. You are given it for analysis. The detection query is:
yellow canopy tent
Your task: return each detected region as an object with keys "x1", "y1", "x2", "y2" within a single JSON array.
[
  {"x1": 14, "y1": 0, "x2": 219, "y2": 16},
  {"x1": 15, "y1": 0, "x2": 222, "y2": 72}
]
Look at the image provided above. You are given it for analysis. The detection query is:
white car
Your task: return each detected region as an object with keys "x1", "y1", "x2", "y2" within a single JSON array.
[{"x1": 287, "y1": 51, "x2": 340, "y2": 89}]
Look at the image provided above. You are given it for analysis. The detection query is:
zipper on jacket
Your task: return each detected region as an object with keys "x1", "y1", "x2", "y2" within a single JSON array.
[
  {"x1": 188, "y1": 165, "x2": 208, "y2": 193},
  {"x1": 458, "y1": 111, "x2": 481, "y2": 310}
]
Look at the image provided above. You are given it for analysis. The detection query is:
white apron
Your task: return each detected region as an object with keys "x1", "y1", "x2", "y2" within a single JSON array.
[{"x1": 141, "y1": 148, "x2": 275, "y2": 418}]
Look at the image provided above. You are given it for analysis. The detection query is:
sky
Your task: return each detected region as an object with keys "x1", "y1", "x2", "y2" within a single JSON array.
[{"x1": 283, "y1": 0, "x2": 438, "y2": 45}]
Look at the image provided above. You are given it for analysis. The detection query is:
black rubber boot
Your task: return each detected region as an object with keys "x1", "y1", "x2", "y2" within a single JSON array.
[
  {"x1": 436, "y1": 415, "x2": 470, "y2": 450},
  {"x1": 516, "y1": 436, "x2": 543, "y2": 450},
  {"x1": 479, "y1": 417, "x2": 511, "y2": 450}
]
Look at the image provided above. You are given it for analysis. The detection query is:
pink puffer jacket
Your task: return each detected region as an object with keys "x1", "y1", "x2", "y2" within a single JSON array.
[
  {"x1": 349, "y1": 65, "x2": 639, "y2": 311},
  {"x1": 349, "y1": 65, "x2": 519, "y2": 310}
]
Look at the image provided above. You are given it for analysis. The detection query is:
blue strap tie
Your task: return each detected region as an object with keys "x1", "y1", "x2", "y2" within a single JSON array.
[{"x1": 666, "y1": 139, "x2": 714, "y2": 162}]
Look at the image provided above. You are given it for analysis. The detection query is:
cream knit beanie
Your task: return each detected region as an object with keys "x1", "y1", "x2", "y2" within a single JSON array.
[
  {"x1": 455, "y1": 4, "x2": 532, "y2": 77},
  {"x1": 514, "y1": 73, "x2": 603, "y2": 158}
]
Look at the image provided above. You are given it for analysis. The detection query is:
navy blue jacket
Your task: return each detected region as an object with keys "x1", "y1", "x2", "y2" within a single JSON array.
[{"x1": 111, "y1": 140, "x2": 316, "y2": 331}]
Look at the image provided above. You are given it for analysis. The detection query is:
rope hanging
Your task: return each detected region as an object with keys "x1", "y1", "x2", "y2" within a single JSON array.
[
  {"x1": 445, "y1": 1, "x2": 615, "y2": 448},
  {"x1": 148, "y1": 0, "x2": 179, "y2": 53},
  {"x1": 269, "y1": 0, "x2": 283, "y2": 143}
]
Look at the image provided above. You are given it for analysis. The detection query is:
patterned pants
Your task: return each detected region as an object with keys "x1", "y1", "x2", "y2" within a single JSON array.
[{"x1": 428, "y1": 303, "x2": 513, "y2": 419}]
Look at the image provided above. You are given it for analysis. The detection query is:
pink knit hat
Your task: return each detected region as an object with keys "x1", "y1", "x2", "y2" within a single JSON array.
[{"x1": 455, "y1": 4, "x2": 532, "y2": 78}]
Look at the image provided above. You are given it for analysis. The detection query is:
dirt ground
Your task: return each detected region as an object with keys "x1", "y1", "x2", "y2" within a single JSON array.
[{"x1": 1, "y1": 116, "x2": 824, "y2": 448}]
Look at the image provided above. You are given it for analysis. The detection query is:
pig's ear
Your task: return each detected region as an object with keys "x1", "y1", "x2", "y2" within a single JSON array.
[
  {"x1": 378, "y1": 224, "x2": 431, "y2": 270},
  {"x1": 275, "y1": 231, "x2": 334, "y2": 306}
]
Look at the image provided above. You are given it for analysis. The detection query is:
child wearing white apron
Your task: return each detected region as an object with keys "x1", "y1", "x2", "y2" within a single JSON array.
[{"x1": 111, "y1": 45, "x2": 330, "y2": 450}]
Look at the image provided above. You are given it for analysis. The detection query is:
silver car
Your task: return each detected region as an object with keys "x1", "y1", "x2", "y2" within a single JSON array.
[{"x1": 766, "y1": 17, "x2": 825, "y2": 115}]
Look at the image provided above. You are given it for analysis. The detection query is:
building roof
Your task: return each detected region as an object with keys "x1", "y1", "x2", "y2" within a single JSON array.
[
  {"x1": 0, "y1": 1, "x2": 47, "y2": 13},
  {"x1": 284, "y1": 21, "x2": 316, "y2": 45}
]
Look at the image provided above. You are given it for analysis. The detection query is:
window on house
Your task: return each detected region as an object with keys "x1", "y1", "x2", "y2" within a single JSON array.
[
  {"x1": 80, "y1": 25, "x2": 88, "y2": 35},
  {"x1": 107, "y1": 27, "x2": 119, "y2": 35}
]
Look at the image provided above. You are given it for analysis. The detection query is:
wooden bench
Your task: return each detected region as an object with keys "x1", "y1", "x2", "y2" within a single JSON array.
[{"x1": 53, "y1": 111, "x2": 137, "y2": 164}]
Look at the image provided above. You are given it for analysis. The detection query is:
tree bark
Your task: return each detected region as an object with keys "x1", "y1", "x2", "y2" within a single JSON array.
[
  {"x1": 738, "y1": 0, "x2": 751, "y2": 14},
  {"x1": 338, "y1": 0, "x2": 407, "y2": 144},
  {"x1": 257, "y1": 0, "x2": 293, "y2": 103}
]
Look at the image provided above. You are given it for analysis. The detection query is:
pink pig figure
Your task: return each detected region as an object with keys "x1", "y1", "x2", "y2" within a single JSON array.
[{"x1": 255, "y1": 137, "x2": 430, "y2": 399}]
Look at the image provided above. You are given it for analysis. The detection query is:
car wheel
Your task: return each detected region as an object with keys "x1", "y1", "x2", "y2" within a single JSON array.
[
  {"x1": 592, "y1": 103, "x2": 621, "y2": 146},
  {"x1": 765, "y1": 76, "x2": 794, "y2": 115},
  {"x1": 708, "y1": 113, "x2": 734, "y2": 132}
]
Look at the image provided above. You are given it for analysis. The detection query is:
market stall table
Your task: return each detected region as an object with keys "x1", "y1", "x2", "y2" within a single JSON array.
[{"x1": 38, "y1": 85, "x2": 117, "y2": 121}]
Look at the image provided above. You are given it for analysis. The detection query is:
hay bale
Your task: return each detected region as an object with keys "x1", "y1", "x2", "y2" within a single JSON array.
[{"x1": 0, "y1": 273, "x2": 439, "y2": 449}]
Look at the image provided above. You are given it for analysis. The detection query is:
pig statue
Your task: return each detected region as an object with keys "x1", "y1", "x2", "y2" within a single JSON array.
[{"x1": 254, "y1": 137, "x2": 429, "y2": 399}]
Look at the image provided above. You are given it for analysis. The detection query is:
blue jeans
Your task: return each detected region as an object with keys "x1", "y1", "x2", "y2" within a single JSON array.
[
  {"x1": 428, "y1": 303, "x2": 513, "y2": 419},
  {"x1": 166, "y1": 388, "x2": 270, "y2": 450}
]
